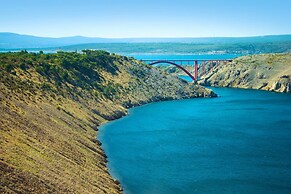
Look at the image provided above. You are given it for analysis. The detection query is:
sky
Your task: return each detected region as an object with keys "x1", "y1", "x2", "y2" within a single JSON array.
[{"x1": 0, "y1": 0, "x2": 290, "y2": 38}]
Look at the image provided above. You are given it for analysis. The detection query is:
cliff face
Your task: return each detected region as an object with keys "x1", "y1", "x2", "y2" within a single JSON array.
[
  {"x1": 0, "y1": 51, "x2": 215, "y2": 193},
  {"x1": 200, "y1": 53, "x2": 291, "y2": 93}
]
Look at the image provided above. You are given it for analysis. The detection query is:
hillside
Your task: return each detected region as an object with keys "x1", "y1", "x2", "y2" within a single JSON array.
[
  {"x1": 199, "y1": 53, "x2": 291, "y2": 93},
  {"x1": 0, "y1": 50, "x2": 215, "y2": 193}
]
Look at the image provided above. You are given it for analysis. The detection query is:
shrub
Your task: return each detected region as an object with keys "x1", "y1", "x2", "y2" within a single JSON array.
[{"x1": 4, "y1": 64, "x2": 14, "y2": 72}]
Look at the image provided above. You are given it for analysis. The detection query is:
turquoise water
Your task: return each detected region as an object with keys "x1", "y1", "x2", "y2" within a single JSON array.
[
  {"x1": 99, "y1": 87, "x2": 291, "y2": 194},
  {"x1": 179, "y1": 75, "x2": 194, "y2": 82}
]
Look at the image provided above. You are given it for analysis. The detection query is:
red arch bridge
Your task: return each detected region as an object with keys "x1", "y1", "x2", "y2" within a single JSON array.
[{"x1": 141, "y1": 59, "x2": 232, "y2": 81}]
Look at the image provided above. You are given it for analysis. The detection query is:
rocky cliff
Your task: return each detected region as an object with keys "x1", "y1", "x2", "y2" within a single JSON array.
[
  {"x1": 0, "y1": 50, "x2": 215, "y2": 193},
  {"x1": 200, "y1": 53, "x2": 291, "y2": 93}
]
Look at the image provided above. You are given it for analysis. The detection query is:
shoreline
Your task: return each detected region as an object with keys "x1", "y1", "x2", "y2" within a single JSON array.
[{"x1": 200, "y1": 82, "x2": 291, "y2": 94}]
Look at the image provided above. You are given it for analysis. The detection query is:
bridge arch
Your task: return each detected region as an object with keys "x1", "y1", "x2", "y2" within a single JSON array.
[{"x1": 148, "y1": 60, "x2": 196, "y2": 81}]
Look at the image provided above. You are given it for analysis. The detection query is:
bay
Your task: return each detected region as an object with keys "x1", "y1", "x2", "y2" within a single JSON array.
[{"x1": 99, "y1": 87, "x2": 291, "y2": 194}]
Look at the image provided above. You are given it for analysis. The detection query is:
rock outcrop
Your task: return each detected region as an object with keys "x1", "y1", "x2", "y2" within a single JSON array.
[{"x1": 199, "y1": 53, "x2": 291, "y2": 93}]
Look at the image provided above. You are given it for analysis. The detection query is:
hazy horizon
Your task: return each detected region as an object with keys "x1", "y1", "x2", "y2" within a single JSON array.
[{"x1": 2, "y1": 32, "x2": 291, "y2": 39}]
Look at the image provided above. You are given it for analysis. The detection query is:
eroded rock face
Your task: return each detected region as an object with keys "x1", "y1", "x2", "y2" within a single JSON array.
[
  {"x1": 269, "y1": 77, "x2": 291, "y2": 92},
  {"x1": 199, "y1": 53, "x2": 291, "y2": 93},
  {"x1": 272, "y1": 81, "x2": 281, "y2": 90}
]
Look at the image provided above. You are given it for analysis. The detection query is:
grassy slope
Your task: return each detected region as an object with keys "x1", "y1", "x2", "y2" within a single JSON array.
[
  {"x1": 0, "y1": 51, "x2": 215, "y2": 193},
  {"x1": 199, "y1": 53, "x2": 291, "y2": 93}
]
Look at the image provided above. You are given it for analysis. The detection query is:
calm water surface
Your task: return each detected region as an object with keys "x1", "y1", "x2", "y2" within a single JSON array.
[{"x1": 99, "y1": 87, "x2": 291, "y2": 194}]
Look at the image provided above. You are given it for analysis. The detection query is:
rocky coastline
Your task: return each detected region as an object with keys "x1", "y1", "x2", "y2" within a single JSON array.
[{"x1": 199, "y1": 53, "x2": 291, "y2": 93}]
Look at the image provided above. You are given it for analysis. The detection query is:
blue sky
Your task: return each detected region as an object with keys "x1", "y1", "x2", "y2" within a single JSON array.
[{"x1": 0, "y1": 0, "x2": 290, "y2": 38}]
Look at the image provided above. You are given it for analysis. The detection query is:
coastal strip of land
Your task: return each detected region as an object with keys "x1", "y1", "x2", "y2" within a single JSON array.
[{"x1": 199, "y1": 53, "x2": 291, "y2": 93}]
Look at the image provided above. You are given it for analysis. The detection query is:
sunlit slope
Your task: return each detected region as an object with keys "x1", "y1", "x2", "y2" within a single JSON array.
[{"x1": 200, "y1": 53, "x2": 291, "y2": 93}]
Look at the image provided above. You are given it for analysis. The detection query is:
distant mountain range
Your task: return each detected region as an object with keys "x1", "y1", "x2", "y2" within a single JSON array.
[
  {"x1": 0, "y1": 33, "x2": 112, "y2": 49},
  {"x1": 1, "y1": 32, "x2": 291, "y2": 50}
]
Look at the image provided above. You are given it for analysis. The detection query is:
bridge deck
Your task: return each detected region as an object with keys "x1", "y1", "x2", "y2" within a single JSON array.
[{"x1": 141, "y1": 59, "x2": 233, "y2": 62}]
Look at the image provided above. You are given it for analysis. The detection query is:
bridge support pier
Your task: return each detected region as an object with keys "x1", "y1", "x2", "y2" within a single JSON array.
[{"x1": 194, "y1": 60, "x2": 198, "y2": 80}]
